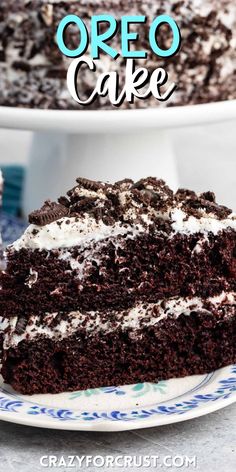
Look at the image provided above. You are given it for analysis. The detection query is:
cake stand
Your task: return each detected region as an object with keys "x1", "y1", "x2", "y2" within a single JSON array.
[{"x1": 0, "y1": 100, "x2": 236, "y2": 216}]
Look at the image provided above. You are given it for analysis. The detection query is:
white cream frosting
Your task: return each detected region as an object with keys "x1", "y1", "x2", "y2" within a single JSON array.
[
  {"x1": 12, "y1": 216, "x2": 145, "y2": 251},
  {"x1": 2, "y1": 291, "x2": 235, "y2": 350},
  {"x1": 11, "y1": 206, "x2": 236, "y2": 252},
  {"x1": 171, "y1": 208, "x2": 236, "y2": 235}
]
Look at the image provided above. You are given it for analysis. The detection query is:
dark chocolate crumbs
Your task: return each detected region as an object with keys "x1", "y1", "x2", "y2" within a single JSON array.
[{"x1": 15, "y1": 317, "x2": 28, "y2": 335}]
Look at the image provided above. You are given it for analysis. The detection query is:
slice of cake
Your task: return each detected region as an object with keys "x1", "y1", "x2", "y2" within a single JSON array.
[
  {"x1": 0, "y1": 177, "x2": 235, "y2": 394},
  {"x1": 0, "y1": 1, "x2": 236, "y2": 109}
]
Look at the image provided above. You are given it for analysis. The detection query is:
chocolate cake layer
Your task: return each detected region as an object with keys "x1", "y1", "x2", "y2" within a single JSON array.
[
  {"x1": 0, "y1": 1, "x2": 236, "y2": 109},
  {"x1": 2, "y1": 293, "x2": 235, "y2": 394},
  {"x1": 1, "y1": 229, "x2": 235, "y2": 317}
]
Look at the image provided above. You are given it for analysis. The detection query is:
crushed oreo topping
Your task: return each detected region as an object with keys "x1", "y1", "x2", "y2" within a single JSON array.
[
  {"x1": 176, "y1": 189, "x2": 232, "y2": 220},
  {"x1": 15, "y1": 317, "x2": 28, "y2": 335},
  {"x1": 175, "y1": 188, "x2": 196, "y2": 200},
  {"x1": 76, "y1": 177, "x2": 103, "y2": 191},
  {"x1": 60, "y1": 176, "x2": 175, "y2": 224},
  {"x1": 40, "y1": 4, "x2": 54, "y2": 27},
  {"x1": 58, "y1": 196, "x2": 70, "y2": 208},
  {"x1": 29, "y1": 200, "x2": 69, "y2": 226},
  {"x1": 115, "y1": 179, "x2": 134, "y2": 190},
  {"x1": 200, "y1": 191, "x2": 216, "y2": 203},
  {"x1": 27, "y1": 177, "x2": 234, "y2": 227}
]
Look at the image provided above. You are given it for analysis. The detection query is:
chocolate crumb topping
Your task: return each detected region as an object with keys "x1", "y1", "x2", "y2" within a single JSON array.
[
  {"x1": 176, "y1": 188, "x2": 232, "y2": 220},
  {"x1": 28, "y1": 177, "x2": 234, "y2": 227},
  {"x1": 58, "y1": 196, "x2": 70, "y2": 208},
  {"x1": 183, "y1": 197, "x2": 232, "y2": 220},
  {"x1": 29, "y1": 200, "x2": 69, "y2": 226},
  {"x1": 70, "y1": 197, "x2": 98, "y2": 215},
  {"x1": 76, "y1": 177, "x2": 103, "y2": 191},
  {"x1": 176, "y1": 188, "x2": 196, "y2": 200},
  {"x1": 115, "y1": 179, "x2": 134, "y2": 190},
  {"x1": 139, "y1": 189, "x2": 161, "y2": 205},
  {"x1": 200, "y1": 191, "x2": 216, "y2": 202},
  {"x1": 15, "y1": 317, "x2": 28, "y2": 335}
]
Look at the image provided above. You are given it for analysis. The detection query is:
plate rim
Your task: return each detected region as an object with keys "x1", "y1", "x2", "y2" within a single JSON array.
[{"x1": 0, "y1": 396, "x2": 235, "y2": 432}]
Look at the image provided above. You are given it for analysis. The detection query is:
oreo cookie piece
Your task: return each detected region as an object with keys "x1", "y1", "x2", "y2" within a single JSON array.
[
  {"x1": 200, "y1": 191, "x2": 216, "y2": 203},
  {"x1": 29, "y1": 200, "x2": 69, "y2": 226},
  {"x1": 58, "y1": 196, "x2": 71, "y2": 208},
  {"x1": 76, "y1": 177, "x2": 103, "y2": 191},
  {"x1": 15, "y1": 317, "x2": 28, "y2": 335}
]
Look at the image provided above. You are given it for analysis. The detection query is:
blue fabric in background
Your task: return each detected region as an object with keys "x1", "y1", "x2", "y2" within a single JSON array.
[
  {"x1": 1, "y1": 165, "x2": 25, "y2": 217},
  {"x1": 1, "y1": 213, "x2": 27, "y2": 246}
]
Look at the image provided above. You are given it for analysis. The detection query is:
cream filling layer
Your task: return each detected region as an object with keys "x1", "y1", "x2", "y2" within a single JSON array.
[{"x1": 2, "y1": 292, "x2": 235, "y2": 350}]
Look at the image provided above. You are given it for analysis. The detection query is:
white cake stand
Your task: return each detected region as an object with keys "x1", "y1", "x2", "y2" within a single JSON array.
[{"x1": 0, "y1": 100, "x2": 236, "y2": 216}]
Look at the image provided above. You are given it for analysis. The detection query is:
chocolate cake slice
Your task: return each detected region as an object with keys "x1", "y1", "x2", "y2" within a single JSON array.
[{"x1": 0, "y1": 177, "x2": 235, "y2": 394}]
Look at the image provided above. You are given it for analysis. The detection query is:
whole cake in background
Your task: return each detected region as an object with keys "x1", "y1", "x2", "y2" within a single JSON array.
[
  {"x1": 0, "y1": 1, "x2": 236, "y2": 109},
  {"x1": 0, "y1": 176, "x2": 235, "y2": 394}
]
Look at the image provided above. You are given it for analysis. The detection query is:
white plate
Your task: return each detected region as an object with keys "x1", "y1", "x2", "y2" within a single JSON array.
[
  {"x1": 0, "y1": 100, "x2": 236, "y2": 133},
  {"x1": 0, "y1": 365, "x2": 236, "y2": 431}
]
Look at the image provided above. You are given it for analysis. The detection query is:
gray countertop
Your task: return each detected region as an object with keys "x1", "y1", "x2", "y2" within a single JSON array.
[{"x1": 0, "y1": 403, "x2": 235, "y2": 472}]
